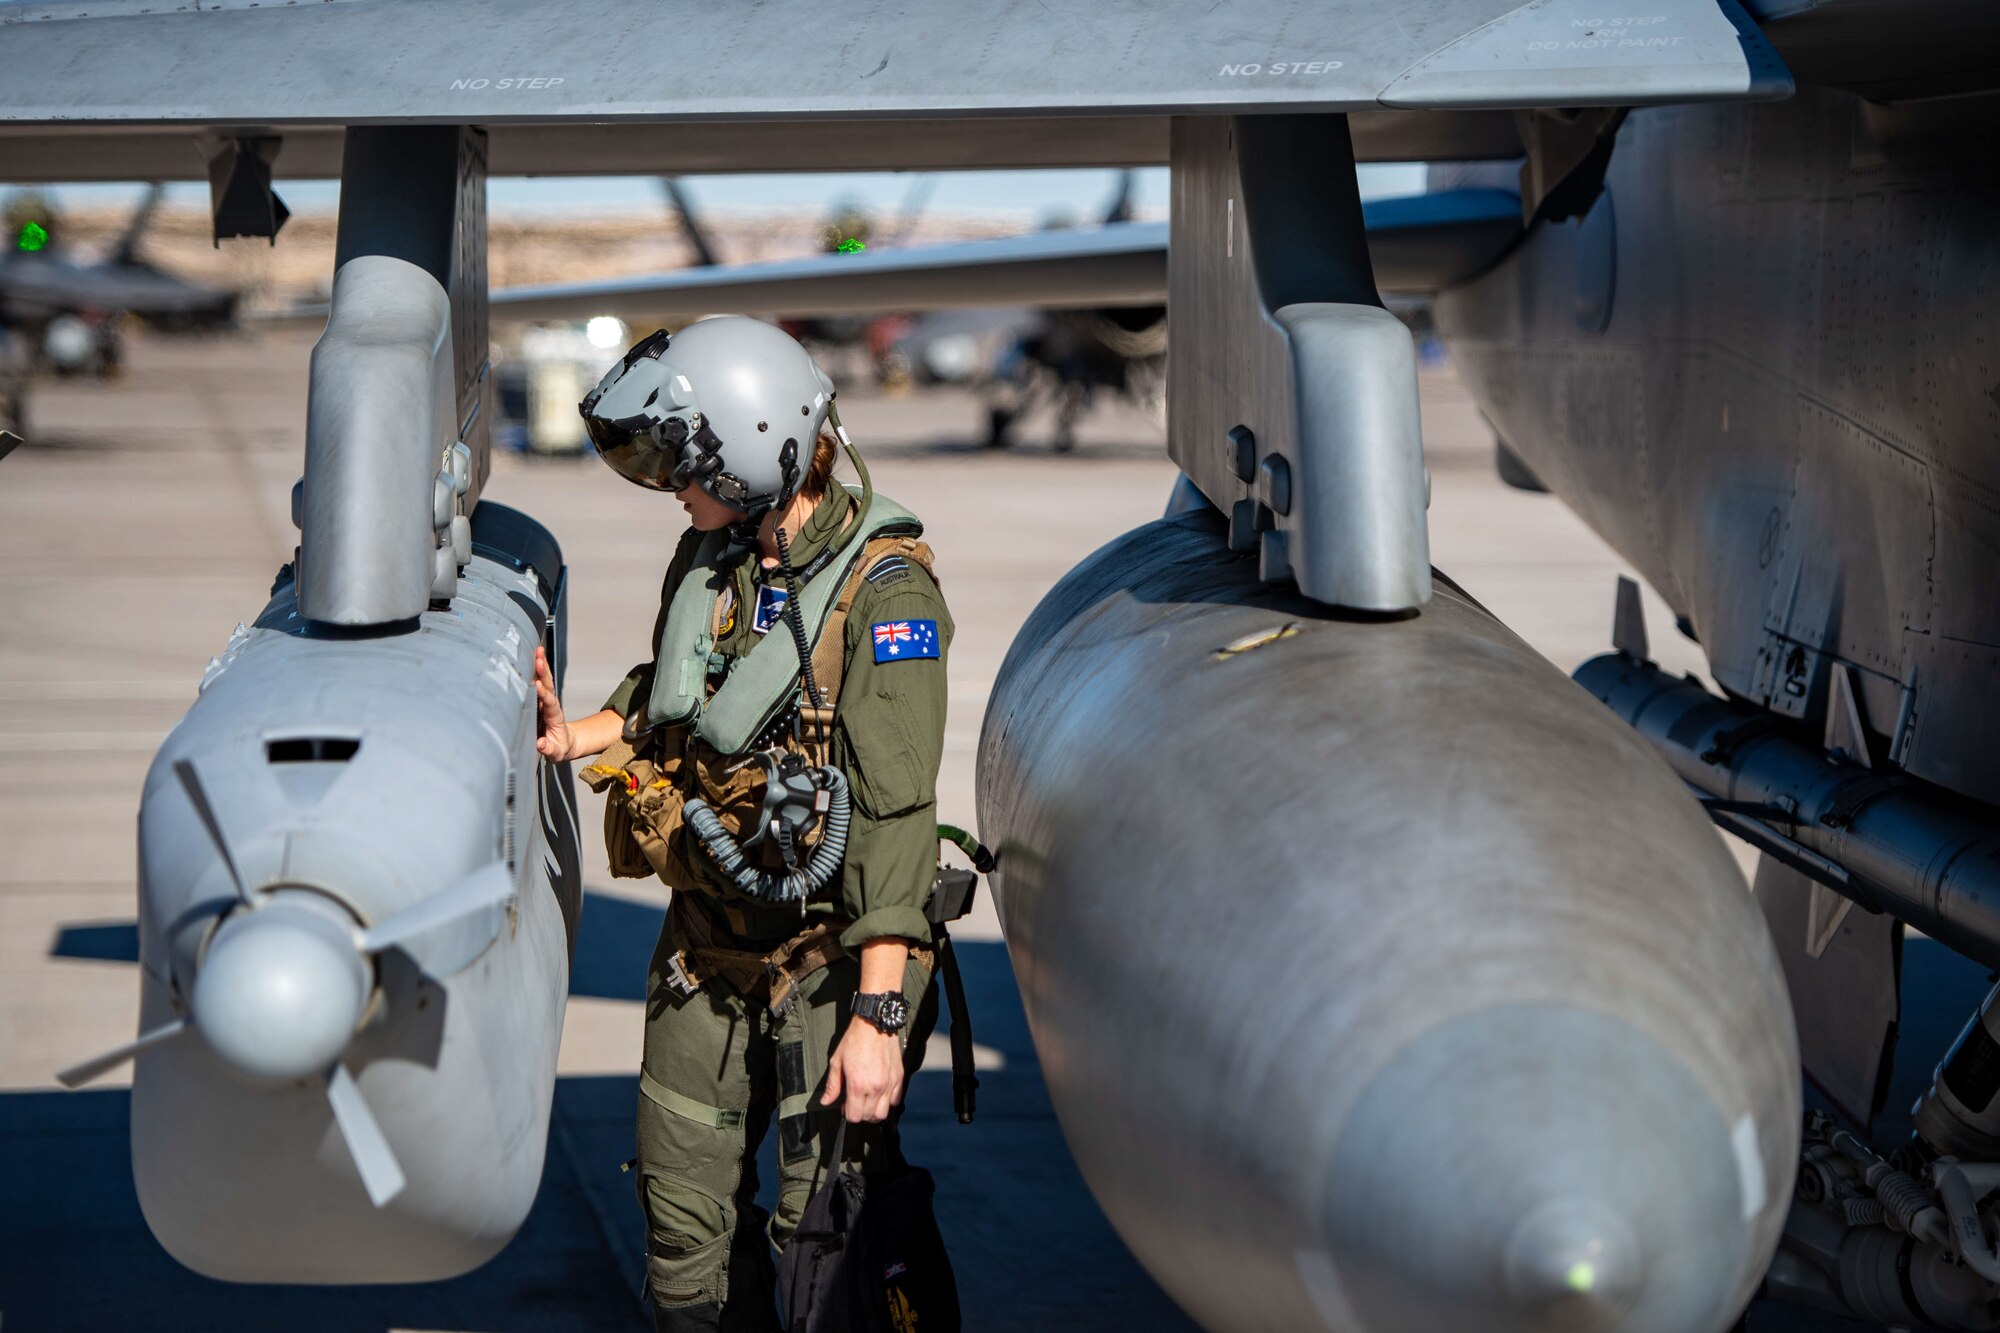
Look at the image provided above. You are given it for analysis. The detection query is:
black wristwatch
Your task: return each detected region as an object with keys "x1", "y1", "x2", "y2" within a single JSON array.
[{"x1": 850, "y1": 991, "x2": 910, "y2": 1035}]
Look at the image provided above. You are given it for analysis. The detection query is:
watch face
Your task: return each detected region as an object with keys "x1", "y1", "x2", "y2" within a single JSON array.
[{"x1": 879, "y1": 994, "x2": 910, "y2": 1029}]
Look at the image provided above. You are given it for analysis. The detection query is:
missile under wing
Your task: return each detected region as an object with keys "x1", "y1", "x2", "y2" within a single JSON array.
[{"x1": 61, "y1": 501, "x2": 580, "y2": 1281}]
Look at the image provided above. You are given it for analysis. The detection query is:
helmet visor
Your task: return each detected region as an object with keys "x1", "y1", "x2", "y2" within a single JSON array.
[{"x1": 587, "y1": 411, "x2": 693, "y2": 492}]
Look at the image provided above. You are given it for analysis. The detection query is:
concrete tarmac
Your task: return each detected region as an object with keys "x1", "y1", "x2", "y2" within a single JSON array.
[{"x1": 0, "y1": 327, "x2": 1915, "y2": 1331}]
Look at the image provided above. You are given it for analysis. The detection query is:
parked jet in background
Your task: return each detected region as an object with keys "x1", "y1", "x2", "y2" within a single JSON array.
[
  {"x1": 496, "y1": 176, "x2": 1520, "y2": 451},
  {"x1": 0, "y1": 186, "x2": 239, "y2": 432}
]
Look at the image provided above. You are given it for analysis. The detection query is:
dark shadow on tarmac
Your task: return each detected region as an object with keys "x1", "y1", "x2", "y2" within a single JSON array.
[
  {"x1": 569, "y1": 890, "x2": 661, "y2": 1002},
  {"x1": 49, "y1": 920, "x2": 140, "y2": 964},
  {"x1": 14, "y1": 917, "x2": 1192, "y2": 1333},
  {"x1": 43, "y1": 892, "x2": 1996, "y2": 1332}
]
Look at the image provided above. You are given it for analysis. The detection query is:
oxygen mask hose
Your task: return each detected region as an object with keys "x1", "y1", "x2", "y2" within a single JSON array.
[{"x1": 684, "y1": 767, "x2": 851, "y2": 904}]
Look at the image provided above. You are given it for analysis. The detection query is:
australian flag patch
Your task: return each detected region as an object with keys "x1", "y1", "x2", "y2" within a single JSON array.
[{"x1": 871, "y1": 619, "x2": 940, "y2": 663}]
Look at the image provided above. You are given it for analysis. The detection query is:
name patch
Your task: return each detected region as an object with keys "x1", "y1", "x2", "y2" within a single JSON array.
[{"x1": 871, "y1": 619, "x2": 939, "y2": 663}]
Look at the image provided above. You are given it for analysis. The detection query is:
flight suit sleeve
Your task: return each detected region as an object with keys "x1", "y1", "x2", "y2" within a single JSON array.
[
  {"x1": 602, "y1": 531, "x2": 701, "y2": 717},
  {"x1": 833, "y1": 564, "x2": 954, "y2": 950}
]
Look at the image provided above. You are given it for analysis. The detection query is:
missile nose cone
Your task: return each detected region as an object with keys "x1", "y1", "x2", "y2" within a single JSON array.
[
  {"x1": 192, "y1": 898, "x2": 370, "y2": 1083},
  {"x1": 1319, "y1": 1003, "x2": 1752, "y2": 1333}
]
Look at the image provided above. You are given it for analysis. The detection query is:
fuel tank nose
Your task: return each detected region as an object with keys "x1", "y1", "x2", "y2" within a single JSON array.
[
  {"x1": 1320, "y1": 1004, "x2": 1746, "y2": 1333},
  {"x1": 1501, "y1": 1198, "x2": 1641, "y2": 1323}
]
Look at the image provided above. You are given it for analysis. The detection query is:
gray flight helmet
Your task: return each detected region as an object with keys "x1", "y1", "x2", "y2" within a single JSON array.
[{"x1": 579, "y1": 316, "x2": 836, "y2": 518}]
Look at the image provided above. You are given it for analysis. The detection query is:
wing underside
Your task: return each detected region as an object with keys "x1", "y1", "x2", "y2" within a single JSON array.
[{"x1": 0, "y1": 0, "x2": 1786, "y2": 179}]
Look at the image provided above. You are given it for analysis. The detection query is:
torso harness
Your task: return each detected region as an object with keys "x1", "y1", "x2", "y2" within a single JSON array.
[
  {"x1": 585, "y1": 480, "x2": 931, "y2": 907},
  {"x1": 582, "y1": 475, "x2": 989, "y2": 1123}
]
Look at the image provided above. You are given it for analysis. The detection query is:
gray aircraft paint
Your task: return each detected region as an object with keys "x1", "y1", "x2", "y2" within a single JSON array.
[
  {"x1": 976, "y1": 514, "x2": 1799, "y2": 1333},
  {"x1": 0, "y1": 0, "x2": 1782, "y2": 187},
  {"x1": 303, "y1": 255, "x2": 458, "y2": 627},
  {"x1": 1434, "y1": 85, "x2": 2000, "y2": 811},
  {"x1": 129, "y1": 503, "x2": 576, "y2": 1281},
  {"x1": 0, "y1": 0, "x2": 1785, "y2": 125}
]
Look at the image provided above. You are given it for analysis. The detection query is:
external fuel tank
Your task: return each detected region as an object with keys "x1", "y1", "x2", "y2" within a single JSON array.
[{"x1": 976, "y1": 513, "x2": 1800, "y2": 1333}]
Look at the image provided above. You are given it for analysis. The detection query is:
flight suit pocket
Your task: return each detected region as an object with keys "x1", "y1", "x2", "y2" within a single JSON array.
[{"x1": 584, "y1": 740, "x2": 697, "y2": 882}]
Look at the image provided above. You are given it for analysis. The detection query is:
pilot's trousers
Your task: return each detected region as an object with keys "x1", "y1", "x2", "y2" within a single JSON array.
[{"x1": 634, "y1": 925, "x2": 937, "y2": 1333}]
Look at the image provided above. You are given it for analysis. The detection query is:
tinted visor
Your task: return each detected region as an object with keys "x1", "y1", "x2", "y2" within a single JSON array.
[{"x1": 588, "y1": 411, "x2": 703, "y2": 492}]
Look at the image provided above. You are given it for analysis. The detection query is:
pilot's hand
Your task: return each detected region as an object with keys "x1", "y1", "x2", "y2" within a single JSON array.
[
  {"x1": 822, "y1": 1019, "x2": 907, "y2": 1124},
  {"x1": 533, "y1": 646, "x2": 571, "y2": 761}
]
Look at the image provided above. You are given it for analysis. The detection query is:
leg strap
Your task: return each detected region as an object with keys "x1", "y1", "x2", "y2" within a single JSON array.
[{"x1": 640, "y1": 1068, "x2": 747, "y2": 1131}]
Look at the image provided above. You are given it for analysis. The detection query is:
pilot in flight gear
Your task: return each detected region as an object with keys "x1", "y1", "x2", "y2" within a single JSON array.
[{"x1": 531, "y1": 316, "x2": 953, "y2": 1333}]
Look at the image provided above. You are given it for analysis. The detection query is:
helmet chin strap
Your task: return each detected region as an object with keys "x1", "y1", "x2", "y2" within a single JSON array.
[
  {"x1": 718, "y1": 433, "x2": 803, "y2": 547},
  {"x1": 721, "y1": 496, "x2": 769, "y2": 549}
]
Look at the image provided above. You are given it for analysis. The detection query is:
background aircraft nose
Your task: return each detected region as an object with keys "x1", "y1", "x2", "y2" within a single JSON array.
[
  {"x1": 1318, "y1": 1002, "x2": 1751, "y2": 1333},
  {"x1": 191, "y1": 894, "x2": 371, "y2": 1083}
]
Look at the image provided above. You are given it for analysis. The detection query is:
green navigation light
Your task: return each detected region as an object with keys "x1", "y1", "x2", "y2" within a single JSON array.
[
  {"x1": 1564, "y1": 1261, "x2": 1597, "y2": 1294},
  {"x1": 17, "y1": 220, "x2": 49, "y2": 253},
  {"x1": 835, "y1": 237, "x2": 866, "y2": 254}
]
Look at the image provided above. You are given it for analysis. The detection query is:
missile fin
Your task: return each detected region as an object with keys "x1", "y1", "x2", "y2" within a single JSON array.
[
  {"x1": 172, "y1": 758, "x2": 252, "y2": 902},
  {"x1": 1805, "y1": 881, "x2": 1856, "y2": 961},
  {"x1": 57, "y1": 1017, "x2": 190, "y2": 1088},
  {"x1": 357, "y1": 861, "x2": 514, "y2": 958},
  {"x1": 1825, "y1": 663, "x2": 1873, "y2": 770},
  {"x1": 326, "y1": 1062, "x2": 406, "y2": 1207},
  {"x1": 1612, "y1": 575, "x2": 1650, "y2": 663}
]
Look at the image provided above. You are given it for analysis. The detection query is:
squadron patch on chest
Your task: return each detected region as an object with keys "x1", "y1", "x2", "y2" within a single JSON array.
[
  {"x1": 871, "y1": 619, "x2": 940, "y2": 663},
  {"x1": 714, "y1": 585, "x2": 738, "y2": 638}
]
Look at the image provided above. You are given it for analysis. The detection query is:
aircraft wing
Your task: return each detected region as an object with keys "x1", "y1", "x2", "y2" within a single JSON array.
[
  {"x1": 0, "y1": 257, "x2": 238, "y2": 322},
  {"x1": 0, "y1": 0, "x2": 1786, "y2": 180},
  {"x1": 491, "y1": 225, "x2": 1167, "y2": 324},
  {"x1": 488, "y1": 190, "x2": 1522, "y2": 323}
]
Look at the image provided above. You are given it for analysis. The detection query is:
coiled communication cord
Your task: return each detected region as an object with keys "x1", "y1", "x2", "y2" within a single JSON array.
[{"x1": 772, "y1": 522, "x2": 828, "y2": 765}]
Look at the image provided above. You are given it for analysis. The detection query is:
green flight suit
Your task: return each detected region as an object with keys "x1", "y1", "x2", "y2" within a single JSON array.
[{"x1": 601, "y1": 485, "x2": 953, "y2": 1333}]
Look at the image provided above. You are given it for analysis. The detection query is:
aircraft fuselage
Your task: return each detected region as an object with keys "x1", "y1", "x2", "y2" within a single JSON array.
[{"x1": 1439, "y1": 86, "x2": 2000, "y2": 811}]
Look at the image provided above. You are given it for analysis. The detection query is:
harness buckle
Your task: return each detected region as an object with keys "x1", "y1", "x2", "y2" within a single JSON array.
[
  {"x1": 766, "y1": 959, "x2": 795, "y2": 1018},
  {"x1": 664, "y1": 951, "x2": 701, "y2": 998}
]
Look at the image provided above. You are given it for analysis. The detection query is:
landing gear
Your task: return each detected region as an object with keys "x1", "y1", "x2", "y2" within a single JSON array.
[
  {"x1": 0, "y1": 327, "x2": 29, "y2": 437},
  {"x1": 982, "y1": 370, "x2": 1091, "y2": 453},
  {"x1": 1051, "y1": 381, "x2": 1089, "y2": 454},
  {"x1": 984, "y1": 402, "x2": 1018, "y2": 450}
]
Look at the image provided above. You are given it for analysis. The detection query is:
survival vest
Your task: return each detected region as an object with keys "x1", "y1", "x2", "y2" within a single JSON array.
[
  {"x1": 582, "y1": 486, "x2": 937, "y2": 897},
  {"x1": 647, "y1": 486, "x2": 924, "y2": 756}
]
